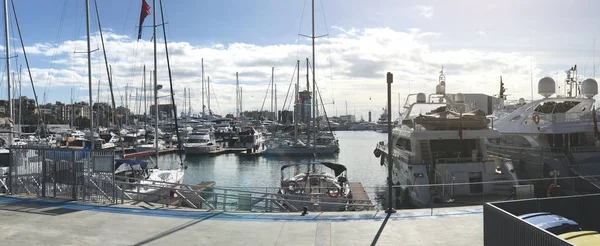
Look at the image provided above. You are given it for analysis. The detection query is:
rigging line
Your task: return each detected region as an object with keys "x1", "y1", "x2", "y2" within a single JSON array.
[
  {"x1": 258, "y1": 76, "x2": 272, "y2": 119},
  {"x1": 10, "y1": 0, "x2": 40, "y2": 124},
  {"x1": 318, "y1": 0, "x2": 333, "y2": 83},
  {"x1": 43, "y1": 0, "x2": 70, "y2": 105},
  {"x1": 273, "y1": 62, "x2": 298, "y2": 133},
  {"x1": 296, "y1": 0, "x2": 308, "y2": 60},
  {"x1": 120, "y1": 0, "x2": 134, "y2": 35}
]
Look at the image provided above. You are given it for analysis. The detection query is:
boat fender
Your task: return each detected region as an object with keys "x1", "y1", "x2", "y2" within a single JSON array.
[
  {"x1": 380, "y1": 153, "x2": 386, "y2": 166},
  {"x1": 373, "y1": 149, "x2": 382, "y2": 158},
  {"x1": 547, "y1": 184, "x2": 560, "y2": 197},
  {"x1": 327, "y1": 187, "x2": 340, "y2": 198},
  {"x1": 532, "y1": 114, "x2": 540, "y2": 124}
]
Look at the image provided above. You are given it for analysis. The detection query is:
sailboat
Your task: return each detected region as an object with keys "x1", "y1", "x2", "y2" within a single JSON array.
[
  {"x1": 263, "y1": 8, "x2": 339, "y2": 157},
  {"x1": 110, "y1": 0, "x2": 184, "y2": 201},
  {"x1": 138, "y1": 0, "x2": 185, "y2": 192}
]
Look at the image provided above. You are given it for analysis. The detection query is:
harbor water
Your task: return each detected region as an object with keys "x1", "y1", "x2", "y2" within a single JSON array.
[{"x1": 152, "y1": 131, "x2": 388, "y2": 201}]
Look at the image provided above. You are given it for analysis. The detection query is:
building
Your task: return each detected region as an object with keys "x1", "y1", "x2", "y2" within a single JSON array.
[{"x1": 339, "y1": 115, "x2": 356, "y2": 123}]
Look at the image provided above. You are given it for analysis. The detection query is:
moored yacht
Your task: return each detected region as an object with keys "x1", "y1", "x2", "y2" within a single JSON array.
[
  {"x1": 488, "y1": 68, "x2": 600, "y2": 196},
  {"x1": 374, "y1": 70, "x2": 519, "y2": 208},
  {"x1": 183, "y1": 125, "x2": 217, "y2": 154}
]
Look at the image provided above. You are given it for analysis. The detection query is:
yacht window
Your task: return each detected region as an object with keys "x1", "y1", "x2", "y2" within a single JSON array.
[
  {"x1": 158, "y1": 173, "x2": 170, "y2": 180},
  {"x1": 510, "y1": 115, "x2": 521, "y2": 122},
  {"x1": 395, "y1": 138, "x2": 412, "y2": 151},
  {"x1": 534, "y1": 101, "x2": 580, "y2": 113}
]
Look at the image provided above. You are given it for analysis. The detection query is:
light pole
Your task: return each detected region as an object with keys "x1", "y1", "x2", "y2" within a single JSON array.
[{"x1": 386, "y1": 72, "x2": 396, "y2": 214}]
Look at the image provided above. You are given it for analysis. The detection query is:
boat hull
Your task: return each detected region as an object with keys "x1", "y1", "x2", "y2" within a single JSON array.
[{"x1": 263, "y1": 145, "x2": 339, "y2": 156}]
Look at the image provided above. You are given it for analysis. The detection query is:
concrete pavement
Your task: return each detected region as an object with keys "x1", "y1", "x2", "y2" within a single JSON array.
[{"x1": 0, "y1": 196, "x2": 483, "y2": 245}]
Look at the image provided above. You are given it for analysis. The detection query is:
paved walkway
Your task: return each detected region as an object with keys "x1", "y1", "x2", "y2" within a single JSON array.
[{"x1": 0, "y1": 196, "x2": 483, "y2": 245}]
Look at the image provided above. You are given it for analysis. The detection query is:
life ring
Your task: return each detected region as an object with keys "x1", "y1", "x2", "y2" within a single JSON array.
[
  {"x1": 547, "y1": 184, "x2": 561, "y2": 197},
  {"x1": 327, "y1": 187, "x2": 340, "y2": 198},
  {"x1": 286, "y1": 180, "x2": 298, "y2": 194},
  {"x1": 533, "y1": 114, "x2": 540, "y2": 124}
]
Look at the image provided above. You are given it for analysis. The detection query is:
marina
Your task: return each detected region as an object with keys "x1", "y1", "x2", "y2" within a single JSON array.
[{"x1": 0, "y1": 0, "x2": 598, "y2": 245}]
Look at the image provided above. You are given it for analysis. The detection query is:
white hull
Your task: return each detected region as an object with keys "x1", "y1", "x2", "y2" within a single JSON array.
[{"x1": 184, "y1": 144, "x2": 217, "y2": 155}]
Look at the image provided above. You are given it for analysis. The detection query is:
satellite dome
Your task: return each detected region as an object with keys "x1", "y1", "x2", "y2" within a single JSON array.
[
  {"x1": 581, "y1": 78, "x2": 598, "y2": 98},
  {"x1": 455, "y1": 93, "x2": 465, "y2": 103},
  {"x1": 519, "y1": 98, "x2": 525, "y2": 105},
  {"x1": 538, "y1": 77, "x2": 556, "y2": 98},
  {"x1": 416, "y1": 93, "x2": 426, "y2": 103},
  {"x1": 436, "y1": 85, "x2": 444, "y2": 95}
]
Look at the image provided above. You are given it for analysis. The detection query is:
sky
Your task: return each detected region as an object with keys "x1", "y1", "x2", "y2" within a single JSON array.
[{"x1": 2, "y1": 0, "x2": 600, "y2": 120}]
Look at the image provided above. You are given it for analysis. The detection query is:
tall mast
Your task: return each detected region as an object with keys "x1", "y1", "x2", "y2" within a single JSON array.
[
  {"x1": 183, "y1": 87, "x2": 186, "y2": 117},
  {"x1": 143, "y1": 65, "x2": 147, "y2": 131},
  {"x1": 240, "y1": 87, "x2": 243, "y2": 116},
  {"x1": 85, "y1": 0, "x2": 93, "y2": 147},
  {"x1": 306, "y1": 57, "x2": 310, "y2": 147},
  {"x1": 271, "y1": 67, "x2": 274, "y2": 121},
  {"x1": 274, "y1": 84, "x2": 277, "y2": 122},
  {"x1": 3, "y1": 0, "x2": 11, "y2": 144},
  {"x1": 201, "y1": 58, "x2": 205, "y2": 116},
  {"x1": 295, "y1": 60, "x2": 299, "y2": 140},
  {"x1": 311, "y1": 0, "x2": 316, "y2": 154},
  {"x1": 18, "y1": 67, "x2": 21, "y2": 134},
  {"x1": 236, "y1": 72, "x2": 239, "y2": 117},
  {"x1": 153, "y1": 0, "x2": 158, "y2": 158},
  {"x1": 70, "y1": 88, "x2": 73, "y2": 128},
  {"x1": 207, "y1": 76, "x2": 211, "y2": 114}
]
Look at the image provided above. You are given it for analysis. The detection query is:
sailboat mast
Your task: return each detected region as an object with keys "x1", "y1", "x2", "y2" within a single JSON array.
[
  {"x1": 201, "y1": 58, "x2": 205, "y2": 116},
  {"x1": 275, "y1": 84, "x2": 277, "y2": 122},
  {"x1": 153, "y1": 0, "x2": 158, "y2": 157},
  {"x1": 306, "y1": 57, "x2": 310, "y2": 147},
  {"x1": 311, "y1": 0, "x2": 316, "y2": 154},
  {"x1": 143, "y1": 65, "x2": 147, "y2": 130},
  {"x1": 207, "y1": 76, "x2": 211, "y2": 114},
  {"x1": 85, "y1": 0, "x2": 94, "y2": 147},
  {"x1": 295, "y1": 60, "x2": 299, "y2": 140},
  {"x1": 3, "y1": 0, "x2": 11, "y2": 144},
  {"x1": 271, "y1": 67, "x2": 274, "y2": 121},
  {"x1": 18, "y1": 67, "x2": 21, "y2": 134},
  {"x1": 236, "y1": 72, "x2": 239, "y2": 117}
]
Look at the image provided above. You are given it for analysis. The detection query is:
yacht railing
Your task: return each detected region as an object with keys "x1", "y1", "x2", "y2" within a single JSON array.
[{"x1": 111, "y1": 176, "x2": 376, "y2": 212}]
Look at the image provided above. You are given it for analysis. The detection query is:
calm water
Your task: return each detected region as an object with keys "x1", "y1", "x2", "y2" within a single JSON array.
[{"x1": 154, "y1": 131, "x2": 388, "y2": 192}]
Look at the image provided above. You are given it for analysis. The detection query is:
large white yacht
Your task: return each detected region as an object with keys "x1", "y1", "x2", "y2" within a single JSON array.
[
  {"x1": 488, "y1": 67, "x2": 600, "y2": 196},
  {"x1": 183, "y1": 125, "x2": 217, "y2": 155},
  {"x1": 374, "y1": 71, "x2": 519, "y2": 208}
]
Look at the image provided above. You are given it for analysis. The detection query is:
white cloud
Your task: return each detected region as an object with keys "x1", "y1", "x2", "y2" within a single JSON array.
[
  {"x1": 20, "y1": 27, "x2": 545, "y2": 120},
  {"x1": 416, "y1": 5, "x2": 433, "y2": 19}
]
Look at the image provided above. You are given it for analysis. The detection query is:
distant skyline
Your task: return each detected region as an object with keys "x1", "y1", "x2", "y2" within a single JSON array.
[{"x1": 2, "y1": 0, "x2": 600, "y2": 119}]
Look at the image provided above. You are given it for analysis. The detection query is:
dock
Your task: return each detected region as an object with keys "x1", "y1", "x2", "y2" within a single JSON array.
[
  {"x1": 348, "y1": 181, "x2": 373, "y2": 211},
  {"x1": 160, "y1": 181, "x2": 216, "y2": 208},
  {"x1": 237, "y1": 149, "x2": 264, "y2": 157},
  {"x1": 208, "y1": 148, "x2": 245, "y2": 155}
]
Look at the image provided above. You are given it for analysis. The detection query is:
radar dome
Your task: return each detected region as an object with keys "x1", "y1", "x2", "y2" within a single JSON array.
[
  {"x1": 436, "y1": 85, "x2": 444, "y2": 95},
  {"x1": 416, "y1": 93, "x2": 426, "y2": 103},
  {"x1": 519, "y1": 98, "x2": 525, "y2": 105},
  {"x1": 538, "y1": 77, "x2": 556, "y2": 98},
  {"x1": 455, "y1": 93, "x2": 465, "y2": 103},
  {"x1": 581, "y1": 78, "x2": 598, "y2": 98}
]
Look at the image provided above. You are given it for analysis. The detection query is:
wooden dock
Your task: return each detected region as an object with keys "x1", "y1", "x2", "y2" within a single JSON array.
[
  {"x1": 348, "y1": 181, "x2": 373, "y2": 211},
  {"x1": 237, "y1": 149, "x2": 264, "y2": 157},
  {"x1": 163, "y1": 181, "x2": 216, "y2": 208},
  {"x1": 208, "y1": 148, "x2": 246, "y2": 155}
]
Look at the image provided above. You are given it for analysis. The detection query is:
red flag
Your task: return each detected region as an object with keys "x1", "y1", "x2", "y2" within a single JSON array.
[
  {"x1": 593, "y1": 106, "x2": 598, "y2": 138},
  {"x1": 138, "y1": 0, "x2": 151, "y2": 40}
]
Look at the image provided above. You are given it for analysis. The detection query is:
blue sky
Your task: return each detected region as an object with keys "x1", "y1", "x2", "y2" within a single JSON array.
[{"x1": 3, "y1": 0, "x2": 600, "y2": 119}]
